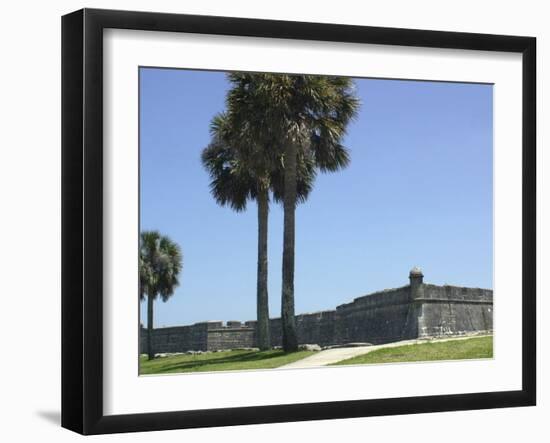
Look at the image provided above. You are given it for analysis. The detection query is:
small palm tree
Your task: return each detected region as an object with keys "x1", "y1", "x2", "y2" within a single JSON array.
[{"x1": 139, "y1": 231, "x2": 183, "y2": 360}]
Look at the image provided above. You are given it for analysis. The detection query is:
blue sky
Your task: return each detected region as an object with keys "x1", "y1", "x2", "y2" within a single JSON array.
[{"x1": 139, "y1": 68, "x2": 493, "y2": 328}]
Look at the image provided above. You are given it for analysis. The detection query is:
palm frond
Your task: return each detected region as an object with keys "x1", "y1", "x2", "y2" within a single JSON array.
[{"x1": 202, "y1": 73, "x2": 360, "y2": 210}]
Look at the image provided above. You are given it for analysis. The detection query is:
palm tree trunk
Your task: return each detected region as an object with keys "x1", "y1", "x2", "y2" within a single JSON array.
[
  {"x1": 281, "y1": 142, "x2": 298, "y2": 352},
  {"x1": 256, "y1": 189, "x2": 271, "y2": 350},
  {"x1": 147, "y1": 294, "x2": 154, "y2": 360}
]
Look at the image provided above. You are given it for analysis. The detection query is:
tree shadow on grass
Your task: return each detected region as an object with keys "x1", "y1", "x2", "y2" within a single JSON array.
[{"x1": 145, "y1": 350, "x2": 298, "y2": 374}]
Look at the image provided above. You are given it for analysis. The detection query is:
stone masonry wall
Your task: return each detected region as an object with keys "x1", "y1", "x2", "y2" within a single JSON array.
[
  {"x1": 268, "y1": 310, "x2": 337, "y2": 348},
  {"x1": 335, "y1": 286, "x2": 413, "y2": 344},
  {"x1": 416, "y1": 284, "x2": 493, "y2": 337},
  {"x1": 140, "y1": 271, "x2": 493, "y2": 353},
  {"x1": 206, "y1": 321, "x2": 256, "y2": 351},
  {"x1": 140, "y1": 321, "x2": 209, "y2": 354}
]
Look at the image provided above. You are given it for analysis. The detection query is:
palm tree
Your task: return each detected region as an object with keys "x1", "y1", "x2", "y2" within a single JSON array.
[
  {"x1": 201, "y1": 110, "x2": 315, "y2": 350},
  {"x1": 201, "y1": 113, "x2": 271, "y2": 350},
  {"x1": 139, "y1": 230, "x2": 183, "y2": 360},
  {"x1": 225, "y1": 74, "x2": 360, "y2": 351}
]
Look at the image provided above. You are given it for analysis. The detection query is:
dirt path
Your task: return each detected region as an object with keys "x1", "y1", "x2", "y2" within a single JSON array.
[{"x1": 279, "y1": 334, "x2": 491, "y2": 369}]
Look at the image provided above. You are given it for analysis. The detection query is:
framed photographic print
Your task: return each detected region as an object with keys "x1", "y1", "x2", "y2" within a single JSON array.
[{"x1": 61, "y1": 8, "x2": 536, "y2": 435}]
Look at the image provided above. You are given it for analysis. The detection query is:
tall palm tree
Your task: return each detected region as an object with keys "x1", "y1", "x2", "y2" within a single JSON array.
[
  {"x1": 139, "y1": 230, "x2": 183, "y2": 360},
  {"x1": 201, "y1": 111, "x2": 315, "y2": 350},
  {"x1": 201, "y1": 113, "x2": 271, "y2": 350},
  {"x1": 225, "y1": 74, "x2": 360, "y2": 351}
]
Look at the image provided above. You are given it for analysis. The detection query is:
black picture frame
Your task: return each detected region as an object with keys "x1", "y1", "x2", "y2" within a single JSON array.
[{"x1": 61, "y1": 8, "x2": 536, "y2": 435}]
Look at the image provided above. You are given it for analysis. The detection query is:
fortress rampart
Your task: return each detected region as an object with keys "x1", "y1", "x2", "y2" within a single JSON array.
[{"x1": 140, "y1": 269, "x2": 493, "y2": 353}]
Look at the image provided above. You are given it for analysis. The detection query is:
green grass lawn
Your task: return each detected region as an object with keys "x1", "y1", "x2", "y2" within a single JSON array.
[
  {"x1": 331, "y1": 336, "x2": 493, "y2": 366},
  {"x1": 140, "y1": 349, "x2": 315, "y2": 375}
]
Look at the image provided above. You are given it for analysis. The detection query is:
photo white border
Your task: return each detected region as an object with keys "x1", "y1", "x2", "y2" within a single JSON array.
[{"x1": 103, "y1": 29, "x2": 523, "y2": 416}]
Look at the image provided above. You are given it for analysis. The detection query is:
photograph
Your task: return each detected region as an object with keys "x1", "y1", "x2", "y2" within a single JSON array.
[{"x1": 138, "y1": 68, "x2": 494, "y2": 375}]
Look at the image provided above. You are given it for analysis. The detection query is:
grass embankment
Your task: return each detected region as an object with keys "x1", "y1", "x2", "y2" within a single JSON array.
[
  {"x1": 140, "y1": 349, "x2": 315, "y2": 374},
  {"x1": 332, "y1": 336, "x2": 493, "y2": 366}
]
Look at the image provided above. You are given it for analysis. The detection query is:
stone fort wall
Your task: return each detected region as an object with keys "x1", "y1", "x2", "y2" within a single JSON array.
[{"x1": 140, "y1": 269, "x2": 493, "y2": 353}]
